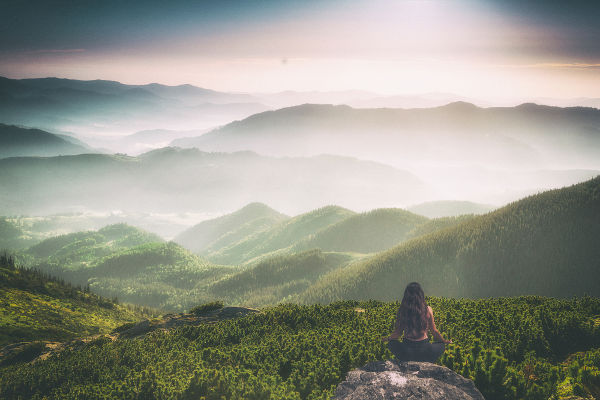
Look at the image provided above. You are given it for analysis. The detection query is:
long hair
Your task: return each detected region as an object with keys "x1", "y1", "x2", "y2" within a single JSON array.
[{"x1": 397, "y1": 282, "x2": 428, "y2": 336}]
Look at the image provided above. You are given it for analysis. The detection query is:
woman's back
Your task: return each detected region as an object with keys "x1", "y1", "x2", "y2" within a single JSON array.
[{"x1": 402, "y1": 306, "x2": 432, "y2": 341}]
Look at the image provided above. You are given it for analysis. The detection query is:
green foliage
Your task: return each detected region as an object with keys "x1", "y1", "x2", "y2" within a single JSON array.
[
  {"x1": 175, "y1": 204, "x2": 486, "y2": 272},
  {"x1": 20, "y1": 224, "x2": 241, "y2": 311},
  {"x1": 175, "y1": 202, "x2": 289, "y2": 254},
  {"x1": 206, "y1": 205, "x2": 356, "y2": 265},
  {"x1": 292, "y1": 208, "x2": 427, "y2": 254},
  {"x1": 404, "y1": 214, "x2": 477, "y2": 240},
  {"x1": 408, "y1": 200, "x2": 494, "y2": 219},
  {"x1": 301, "y1": 177, "x2": 600, "y2": 302},
  {"x1": 29, "y1": 239, "x2": 240, "y2": 312},
  {"x1": 0, "y1": 215, "x2": 151, "y2": 251},
  {"x1": 86, "y1": 242, "x2": 240, "y2": 311},
  {"x1": 0, "y1": 218, "x2": 38, "y2": 250},
  {"x1": 189, "y1": 301, "x2": 224, "y2": 315},
  {"x1": 25, "y1": 223, "x2": 162, "y2": 265},
  {"x1": 0, "y1": 297, "x2": 598, "y2": 399},
  {"x1": 210, "y1": 249, "x2": 351, "y2": 307},
  {"x1": 0, "y1": 257, "x2": 145, "y2": 347}
]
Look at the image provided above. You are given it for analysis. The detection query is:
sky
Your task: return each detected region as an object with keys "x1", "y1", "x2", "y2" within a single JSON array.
[{"x1": 1, "y1": 0, "x2": 599, "y2": 100}]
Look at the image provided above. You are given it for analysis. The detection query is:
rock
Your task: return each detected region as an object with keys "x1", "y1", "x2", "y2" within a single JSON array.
[
  {"x1": 335, "y1": 360, "x2": 484, "y2": 400},
  {"x1": 118, "y1": 319, "x2": 152, "y2": 338},
  {"x1": 116, "y1": 307, "x2": 260, "y2": 339}
]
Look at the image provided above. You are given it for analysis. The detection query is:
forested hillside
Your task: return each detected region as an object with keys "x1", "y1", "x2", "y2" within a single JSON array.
[
  {"x1": 22, "y1": 223, "x2": 163, "y2": 269},
  {"x1": 0, "y1": 218, "x2": 38, "y2": 250},
  {"x1": 86, "y1": 242, "x2": 240, "y2": 310},
  {"x1": 204, "y1": 205, "x2": 356, "y2": 265},
  {"x1": 301, "y1": 176, "x2": 600, "y2": 302},
  {"x1": 0, "y1": 254, "x2": 143, "y2": 347},
  {"x1": 291, "y1": 208, "x2": 427, "y2": 254},
  {"x1": 175, "y1": 202, "x2": 289, "y2": 254},
  {"x1": 13, "y1": 177, "x2": 599, "y2": 312},
  {"x1": 0, "y1": 77, "x2": 267, "y2": 140},
  {"x1": 25, "y1": 230, "x2": 240, "y2": 311},
  {"x1": 12, "y1": 208, "x2": 488, "y2": 311},
  {"x1": 0, "y1": 124, "x2": 90, "y2": 158},
  {"x1": 403, "y1": 214, "x2": 477, "y2": 240},
  {"x1": 176, "y1": 205, "x2": 481, "y2": 266},
  {"x1": 173, "y1": 103, "x2": 600, "y2": 170},
  {"x1": 407, "y1": 200, "x2": 495, "y2": 218},
  {"x1": 209, "y1": 249, "x2": 353, "y2": 307},
  {"x1": 0, "y1": 148, "x2": 427, "y2": 215}
]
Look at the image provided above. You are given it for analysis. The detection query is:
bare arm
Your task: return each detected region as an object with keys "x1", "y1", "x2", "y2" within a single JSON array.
[{"x1": 427, "y1": 306, "x2": 451, "y2": 344}]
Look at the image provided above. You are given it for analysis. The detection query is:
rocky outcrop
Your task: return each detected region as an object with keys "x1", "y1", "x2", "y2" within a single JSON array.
[
  {"x1": 115, "y1": 306, "x2": 260, "y2": 338},
  {"x1": 335, "y1": 360, "x2": 484, "y2": 400}
]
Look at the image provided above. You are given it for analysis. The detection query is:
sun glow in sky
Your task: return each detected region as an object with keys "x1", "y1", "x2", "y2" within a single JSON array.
[{"x1": 1, "y1": 0, "x2": 598, "y2": 100}]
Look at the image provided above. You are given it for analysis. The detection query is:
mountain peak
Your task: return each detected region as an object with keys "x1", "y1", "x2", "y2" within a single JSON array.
[{"x1": 438, "y1": 101, "x2": 478, "y2": 110}]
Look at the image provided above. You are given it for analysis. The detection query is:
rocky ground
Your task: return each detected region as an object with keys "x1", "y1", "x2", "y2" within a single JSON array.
[{"x1": 335, "y1": 360, "x2": 484, "y2": 400}]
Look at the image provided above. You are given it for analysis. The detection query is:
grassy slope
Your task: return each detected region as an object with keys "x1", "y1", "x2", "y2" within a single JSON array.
[
  {"x1": 292, "y1": 208, "x2": 428, "y2": 254},
  {"x1": 24, "y1": 223, "x2": 163, "y2": 269},
  {"x1": 407, "y1": 200, "x2": 495, "y2": 218},
  {"x1": 206, "y1": 205, "x2": 356, "y2": 265},
  {"x1": 87, "y1": 242, "x2": 240, "y2": 310},
  {"x1": 174, "y1": 202, "x2": 289, "y2": 254},
  {"x1": 23, "y1": 224, "x2": 239, "y2": 311},
  {"x1": 300, "y1": 176, "x2": 600, "y2": 303},
  {"x1": 0, "y1": 214, "x2": 135, "y2": 251},
  {"x1": 404, "y1": 214, "x2": 477, "y2": 240},
  {"x1": 0, "y1": 259, "x2": 142, "y2": 347},
  {"x1": 209, "y1": 249, "x2": 352, "y2": 307}
]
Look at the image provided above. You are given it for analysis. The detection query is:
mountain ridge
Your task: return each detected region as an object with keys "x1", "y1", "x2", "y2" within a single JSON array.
[
  {"x1": 172, "y1": 102, "x2": 600, "y2": 171},
  {"x1": 0, "y1": 148, "x2": 428, "y2": 215},
  {"x1": 300, "y1": 176, "x2": 600, "y2": 302},
  {"x1": 0, "y1": 124, "x2": 91, "y2": 158}
]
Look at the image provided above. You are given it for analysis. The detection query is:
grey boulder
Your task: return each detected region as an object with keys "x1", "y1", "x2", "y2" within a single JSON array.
[{"x1": 335, "y1": 360, "x2": 484, "y2": 400}]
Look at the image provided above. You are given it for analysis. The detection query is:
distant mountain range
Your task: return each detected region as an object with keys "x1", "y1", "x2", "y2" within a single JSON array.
[
  {"x1": 2, "y1": 76, "x2": 599, "y2": 215},
  {"x1": 171, "y1": 102, "x2": 600, "y2": 204},
  {"x1": 0, "y1": 124, "x2": 91, "y2": 158},
  {"x1": 172, "y1": 102, "x2": 600, "y2": 171},
  {"x1": 0, "y1": 147, "x2": 428, "y2": 215},
  {"x1": 2, "y1": 75, "x2": 599, "y2": 154},
  {"x1": 0, "y1": 76, "x2": 270, "y2": 141}
]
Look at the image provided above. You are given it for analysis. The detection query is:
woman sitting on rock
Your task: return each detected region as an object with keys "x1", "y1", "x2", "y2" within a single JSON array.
[{"x1": 382, "y1": 282, "x2": 451, "y2": 363}]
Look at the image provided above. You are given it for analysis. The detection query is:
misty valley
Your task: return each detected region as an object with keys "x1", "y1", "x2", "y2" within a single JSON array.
[{"x1": 1, "y1": 76, "x2": 600, "y2": 399}]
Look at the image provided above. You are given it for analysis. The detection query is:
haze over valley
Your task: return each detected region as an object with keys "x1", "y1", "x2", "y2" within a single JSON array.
[{"x1": 2, "y1": 77, "x2": 599, "y2": 227}]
